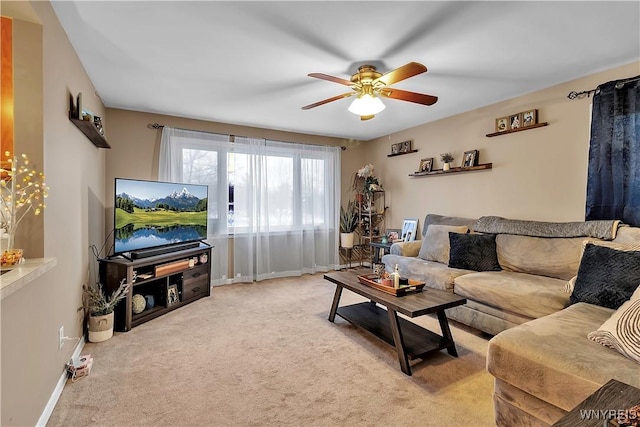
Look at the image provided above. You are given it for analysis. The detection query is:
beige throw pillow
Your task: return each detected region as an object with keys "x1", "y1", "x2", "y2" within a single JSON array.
[
  {"x1": 588, "y1": 285, "x2": 640, "y2": 363},
  {"x1": 418, "y1": 224, "x2": 468, "y2": 264}
]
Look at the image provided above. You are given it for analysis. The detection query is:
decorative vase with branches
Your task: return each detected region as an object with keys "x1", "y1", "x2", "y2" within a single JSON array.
[
  {"x1": 83, "y1": 279, "x2": 130, "y2": 317},
  {"x1": 440, "y1": 152, "x2": 454, "y2": 171}
]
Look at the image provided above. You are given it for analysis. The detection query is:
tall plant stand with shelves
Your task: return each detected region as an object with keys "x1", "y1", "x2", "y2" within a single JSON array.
[
  {"x1": 98, "y1": 244, "x2": 212, "y2": 332},
  {"x1": 357, "y1": 190, "x2": 386, "y2": 266}
]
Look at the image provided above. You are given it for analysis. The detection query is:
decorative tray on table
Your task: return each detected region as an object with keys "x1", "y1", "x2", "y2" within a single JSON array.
[{"x1": 357, "y1": 274, "x2": 426, "y2": 297}]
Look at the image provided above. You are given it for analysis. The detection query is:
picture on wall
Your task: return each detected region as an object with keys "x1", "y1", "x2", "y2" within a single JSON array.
[
  {"x1": 522, "y1": 109, "x2": 538, "y2": 127},
  {"x1": 391, "y1": 142, "x2": 401, "y2": 154},
  {"x1": 462, "y1": 150, "x2": 478, "y2": 168},
  {"x1": 496, "y1": 116, "x2": 509, "y2": 132},
  {"x1": 509, "y1": 113, "x2": 523, "y2": 129},
  {"x1": 400, "y1": 140, "x2": 412, "y2": 153},
  {"x1": 418, "y1": 157, "x2": 433, "y2": 173},
  {"x1": 401, "y1": 218, "x2": 418, "y2": 242}
]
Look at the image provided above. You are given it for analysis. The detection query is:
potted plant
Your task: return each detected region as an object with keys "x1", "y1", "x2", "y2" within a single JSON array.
[
  {"x1": 83, "y1": 279, "x2": 130, "y2": 342},
  {"x1": 340, "y1": 200, "x2": 359, "y2": 248},
  {"x1": 351, "y1": 163, "x2": 380, "y2": 201},
  {"x1": 440, "y1": 152, "x2": 454, "y2": 171}
]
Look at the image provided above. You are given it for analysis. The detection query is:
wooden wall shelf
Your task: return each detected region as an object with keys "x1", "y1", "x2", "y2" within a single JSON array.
[
  {"x1": 409, "y1": 163, "x2": 492, "y2": 177},
  {"x1": 486, "y1": 122, "x2": 548, "y2": 137},
  {"x1": 69, "y1": 93, "x2": 110, "y2": 149},
  {"x1": 69, "y1": 114, "x2": 111, "y2": 148},
  {"x1": 387, "y1": 149, "x2": 418, "y2": 157}
]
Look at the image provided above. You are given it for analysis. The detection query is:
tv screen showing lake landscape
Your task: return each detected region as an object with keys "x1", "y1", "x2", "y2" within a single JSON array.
[{"x1": 114, "y1": 178, "x2": 208, "y2": 255}]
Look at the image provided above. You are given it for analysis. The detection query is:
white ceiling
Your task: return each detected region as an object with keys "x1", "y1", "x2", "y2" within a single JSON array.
[{"x1": 51, "y1": 1, "x2": 640, "y2": 141}]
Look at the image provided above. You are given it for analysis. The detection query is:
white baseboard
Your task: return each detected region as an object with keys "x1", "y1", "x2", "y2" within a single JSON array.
[{"x1": 36, "y1": 337, "x2": 86, "y2": 427}]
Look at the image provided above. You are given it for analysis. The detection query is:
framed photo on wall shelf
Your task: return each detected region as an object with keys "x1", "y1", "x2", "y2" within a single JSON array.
[
  {"x1": 496, "y1": 116, "x2": 509, "y2": 132},
  {"x1": 462, "y1": 150, "x2": 478, "y2": 168},
  {"x1": 418, "y1": 157, "x2": 433, "y2": 173},
  {"x1": 400, "y1": 140, "x2": 412, "y2": 153},
  {"x1": 522, "y1": 109, "x2": 538, "y2": 127},
  {"x1": 391, "y1": 142, "x2": 401, "y2": 154},
  {"x1": 509, "y1": 113, "x2": 523, "y2": 130}
]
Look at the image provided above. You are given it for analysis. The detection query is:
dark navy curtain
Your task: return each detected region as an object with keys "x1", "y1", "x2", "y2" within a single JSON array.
[{"x1": 585, "y1": 76, "x2": 640, "y2": 226}]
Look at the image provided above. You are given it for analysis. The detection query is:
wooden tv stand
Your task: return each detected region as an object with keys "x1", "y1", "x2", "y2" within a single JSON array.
[{"x1": 99, "y1": 243, "x2": 212, "y2": 331}]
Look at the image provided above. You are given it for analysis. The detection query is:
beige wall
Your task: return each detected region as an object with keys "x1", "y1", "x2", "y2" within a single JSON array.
[
  {"x1": 1, "y1": 1, "x2": 106, "y2": 425},
  {"x1": 363, "y1": 61, "x2": 640, "y2": 232}
]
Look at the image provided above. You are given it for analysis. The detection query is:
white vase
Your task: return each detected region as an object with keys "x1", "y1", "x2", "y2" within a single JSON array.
[
  {"x1": 340, "y1": 232, "x2": 355, "y2": 248},
  {"x1": 443, "y1": 163, "x2": 450, "y2": 171},
  {"x1": 88, "y1": 312, "x2": 114, "y2": 342}
]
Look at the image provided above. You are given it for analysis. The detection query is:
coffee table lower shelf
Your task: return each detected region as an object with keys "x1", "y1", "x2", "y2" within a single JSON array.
[{"x1": 337, "y1": 302, "x2": 453, "y2": 360}]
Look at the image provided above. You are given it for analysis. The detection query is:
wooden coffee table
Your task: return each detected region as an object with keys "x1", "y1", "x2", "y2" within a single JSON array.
[{"x1": 324, "y1": 270, "x2": 467, "y2": 376}]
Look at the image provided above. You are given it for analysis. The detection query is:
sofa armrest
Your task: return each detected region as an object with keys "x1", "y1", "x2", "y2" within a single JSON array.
[{"x1": 390, "y1": 240, "x2": 422, "y2": 257}]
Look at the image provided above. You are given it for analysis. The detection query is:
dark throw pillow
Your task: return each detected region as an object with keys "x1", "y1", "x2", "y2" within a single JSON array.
[
  {"x1": 448, "y1": 232, "x2": 502, "y2": 272},
  {"x1": 570, "y1": 243, "x2": 640, "y2": 309}
]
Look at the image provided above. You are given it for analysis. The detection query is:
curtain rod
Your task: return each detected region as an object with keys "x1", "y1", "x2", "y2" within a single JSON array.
[
  {"x1": 148, "y1": 122, "x2": 347, "y2": 150},
  {"x1": 567, "y1": 75, "x2": 640, "y2": 100}
]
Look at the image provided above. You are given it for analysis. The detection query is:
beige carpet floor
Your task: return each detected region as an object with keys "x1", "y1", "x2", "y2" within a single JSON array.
[{"x1": 48, "y1": 272, "x2": 496, "y2": 426}]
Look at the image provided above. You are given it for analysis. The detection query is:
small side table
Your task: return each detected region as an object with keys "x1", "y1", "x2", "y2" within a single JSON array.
[
  {"x1": 552, "y1": 379, "x2": 640, "y2": 426},
  {"x1": 369, "y1": 241, "x2": 393, "y2": 265}
]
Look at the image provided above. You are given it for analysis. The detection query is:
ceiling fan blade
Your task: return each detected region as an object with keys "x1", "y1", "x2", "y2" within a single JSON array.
[
  {"x1": 308, "y1": 73, "x2": 353, "y2": 86},
  {"x1": 301, "y1": 92, "x2": 354, "y2": 110},
  {"x1": 379, "y1": 88, "x2": 438, "y2": 106},
  {"x1": 374, "y1": 62, "x2": 427, "y2": 86}
]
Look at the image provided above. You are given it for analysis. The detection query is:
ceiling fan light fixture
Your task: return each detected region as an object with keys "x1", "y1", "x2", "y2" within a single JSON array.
[{"x1": 348, "y1": 94, "x2": 385, "y2": 117}]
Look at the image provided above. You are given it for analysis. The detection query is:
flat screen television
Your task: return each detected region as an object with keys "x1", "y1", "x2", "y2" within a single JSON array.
[{"x1": 113, "y1": 178, "x2": 208, "y2": 256}]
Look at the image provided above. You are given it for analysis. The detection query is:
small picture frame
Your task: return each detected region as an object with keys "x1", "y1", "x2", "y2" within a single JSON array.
[
  {"x1": 387, "y1": 228, "x2": 401, "y2": 243},
  {"x1": 522, "y1": 109, "x2": 538, "y2": 127},
  {"x1": 401, "y1": 218, "x2": 419, "y2": 242},
  {"x1": 167, "y1": 284, "x2": 179, "y2": 306},
  {"x1": 496, "y1": 116, "x2": 509, "y2": 132},
  {"x1": 391, "y1": 142, "x2": 401, "y2": 155},
  {"x1": 462, "y1": 150, "x2": 478, "y2": 168},
  {"x1": 418, "y1": 157, "x2": 433, "y2": 173},
  {"x1": 400, "y1": 140, "x2": 412, "y2": 153},
  {"x1": 509, "y1": 113, "x2": 523, "y2": 130}
]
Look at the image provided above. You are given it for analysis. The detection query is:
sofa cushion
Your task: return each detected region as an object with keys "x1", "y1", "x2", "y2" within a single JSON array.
[
  {"x1": 588, "y1": 285, "x2": 640, "y2": 362},
  {"x1": 570, "y1": 242, "x2": 640, "y2": 309},
  {"x1": 421, "y1": 213, "x2": 477, "y2": 238},
  {"x1": 382, "y1": 254, "x2": 472, "y2": 291},
  {"x1": 418, "y1": 224, "x2": 469, "y2": 263},
  {"x1": 613, "y1": 225, "x2": 640, "y2": 244},
  {"x1": 454, "y1": 271, "x2": 569, "y2": 319},
  {"x1": 448, "y1": 232, "x2": 501, "y2": 272},
  {"x1": 496, "y1": 234, "x2": 585, "y2": 280},
  {"x1": 487, "y1": 303, "x2": 640, "y2": 412}
]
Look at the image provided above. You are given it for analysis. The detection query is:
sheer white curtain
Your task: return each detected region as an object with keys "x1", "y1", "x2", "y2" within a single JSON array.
[{"x1": 159, "y1": 127, "x2": 340, "y2": 285}]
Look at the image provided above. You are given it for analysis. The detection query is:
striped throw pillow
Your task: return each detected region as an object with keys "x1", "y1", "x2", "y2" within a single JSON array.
[{"x1": 588, "y1": 285, "x2": 640, "y2": 363}]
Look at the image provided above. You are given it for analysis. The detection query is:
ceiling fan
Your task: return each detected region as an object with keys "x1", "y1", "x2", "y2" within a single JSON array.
[{"x1": 302, "y1": 62, "x2": 438, "y2": 121}]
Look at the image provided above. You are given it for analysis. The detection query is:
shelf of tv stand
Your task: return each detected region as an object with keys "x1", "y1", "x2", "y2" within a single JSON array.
[
  {"x1": 409, "y1": 163, "x2": 492, "y2": 177},
  {"x1": 99, "y1": 244, "x2": 212, "y2": 332}
]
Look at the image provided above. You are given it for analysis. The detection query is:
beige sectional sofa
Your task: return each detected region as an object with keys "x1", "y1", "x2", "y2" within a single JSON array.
[{"x1": 381, "y1": 214, "x2": 640, "y2": 426}]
